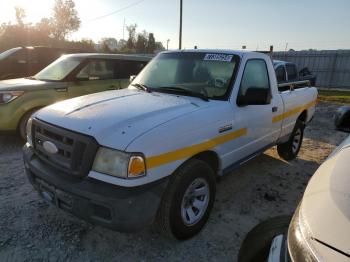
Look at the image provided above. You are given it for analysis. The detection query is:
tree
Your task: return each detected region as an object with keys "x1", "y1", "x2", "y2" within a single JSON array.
[
  {"x1": 15, "y1": 6, "x2": 26, "y2": 26},
  {"x1": 117, "y1": 39, "x2": 127, "y2": 50},
  {"x1": 155, "y1": 41, "x2": 165, "y2": 52},
  {"x1": 148, "y1": 33, "x2": 156, "y2": 53},
  {"x1": 126, "y1": 23, "x2": 137, "y2": 49},
  {"x1": 0, "y1": 4, "x2": 95, "y2": 53},
  {"x1": 136, "y1": 31, "x2": 148, "y2": 53},
  {"x1": 51, "y1": 0, "x2": 81, "y2": 40},
  {"x1": 36, "y1": 18, "x2": 52, "y2": 37},
  {"x1": 99, "y1": 37, "x2": 118, "y2": 52}
]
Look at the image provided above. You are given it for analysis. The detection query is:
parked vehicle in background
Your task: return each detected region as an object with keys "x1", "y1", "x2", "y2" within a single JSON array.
[
  {"x1": 0, "y1": 53, "x2": 151, "y2": 138},
  {"x1": 238, "y1": 106, "x2": 350, "y2": 262},
  {"x1": 273, "y1": 60, "x2": 317, "y2": 90},
  {"x1": 0, "y1": 46, "x2": 91, "y2": 80},
  {"x1": 23, "y1": 50, "x2": 317, "y2": 239}
]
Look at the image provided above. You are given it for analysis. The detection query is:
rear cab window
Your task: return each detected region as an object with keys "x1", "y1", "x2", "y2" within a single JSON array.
[
  {"x1": 286, "y1": 64, "x2": 297, "y2": 81},
  {"x1": 275, "y1": 65, "x2": 286, "y2": 83}
]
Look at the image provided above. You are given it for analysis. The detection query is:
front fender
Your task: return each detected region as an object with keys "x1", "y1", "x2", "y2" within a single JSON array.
[{"x1": 0, "y1": 89, "x2": 68, "y2": 131}]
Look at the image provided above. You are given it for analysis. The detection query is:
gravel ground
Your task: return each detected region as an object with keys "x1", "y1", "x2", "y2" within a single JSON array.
[{"x1": 0, "y1": 102, "x2": 348, "y2": 262}]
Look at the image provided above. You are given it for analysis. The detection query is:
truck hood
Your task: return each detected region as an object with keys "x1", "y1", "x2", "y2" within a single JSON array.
[
  {"x1": 0, "y1": 78, "x2": 66, "y2": 91},
  {"x1": 301, "y1": 141, "x2": 350, "y2": 257},
  {"x1": 35, "y1": 88, "x2": 205, "y2": 150}
]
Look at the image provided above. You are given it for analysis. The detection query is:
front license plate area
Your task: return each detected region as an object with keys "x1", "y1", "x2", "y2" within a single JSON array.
[
  {"x1": 56, "y1": 189, "x2": 73, "y2": 209},
  {"x1": 41, "y1": 190, "x2": 55, "y2": 203},
  {"x1": 39, "y1": 183, "x2": 56, "y2": 205},
  {"x1": 35, "y1": 178, "x2": 73, "y2": 209}
]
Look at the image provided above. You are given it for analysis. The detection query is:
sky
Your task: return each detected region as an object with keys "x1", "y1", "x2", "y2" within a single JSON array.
[{"x1": 1, "y1": 0, "x2": 350, "y2": 51}]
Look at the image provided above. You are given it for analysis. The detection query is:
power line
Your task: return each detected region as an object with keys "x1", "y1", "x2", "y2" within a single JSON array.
[{"x1": 84, "y1": 0, "x2": 145, "y2": 23}]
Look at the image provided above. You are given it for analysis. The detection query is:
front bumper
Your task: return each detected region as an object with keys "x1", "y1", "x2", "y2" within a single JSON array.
[{"x1": 23, "y1": 144, "x2": 169, "y2": 232}]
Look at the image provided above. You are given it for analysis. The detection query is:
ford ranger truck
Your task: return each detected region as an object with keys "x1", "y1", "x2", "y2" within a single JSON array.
[{"x1": 23, "y1": 50, "x2": 318, "y2": 240}]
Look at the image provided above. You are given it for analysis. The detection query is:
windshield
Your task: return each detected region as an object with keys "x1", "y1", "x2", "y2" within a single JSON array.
[
  {"x1": 0, "y1": 47, "x2": 22, "y2": 60},
  {"x1": 35, "y1": 56, "x2": 82, "y2": 81},
  {"x1": 132, "y1": 52, "x2": 239, "y2": 100}
]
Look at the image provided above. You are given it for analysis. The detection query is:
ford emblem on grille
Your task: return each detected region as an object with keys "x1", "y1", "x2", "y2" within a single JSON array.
[{"x1": 43, "y1": 141, "x2": 58, "y2": 154}]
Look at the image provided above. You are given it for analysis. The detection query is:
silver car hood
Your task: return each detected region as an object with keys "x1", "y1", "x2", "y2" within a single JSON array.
[{"x1": 300, "y1": 139, "x2": 350, "y2": 256}]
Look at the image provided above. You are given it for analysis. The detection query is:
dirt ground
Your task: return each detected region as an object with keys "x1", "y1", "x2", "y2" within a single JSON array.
[{"x1": 0, "y1": 102, "x2": 348, "y2": 262}]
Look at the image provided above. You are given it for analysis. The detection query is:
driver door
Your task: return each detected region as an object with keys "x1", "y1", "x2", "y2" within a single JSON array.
[{"x1": 226, "y1": 59, "x2": 283, "y2": 165}]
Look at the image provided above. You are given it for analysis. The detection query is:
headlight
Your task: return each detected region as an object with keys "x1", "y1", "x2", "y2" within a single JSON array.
[
  {"x1": 0, "y1": 91, "x2": 24, "y2": 104},
  {"x1": 288, "y1": 204, "x2": 320, "y2": 262},
  {"x1": 26, "y1": 117, "x2": 33, "y2": 147},
  {"x1": 92, "y1": 147, "x2": 146, "y2": 179}
]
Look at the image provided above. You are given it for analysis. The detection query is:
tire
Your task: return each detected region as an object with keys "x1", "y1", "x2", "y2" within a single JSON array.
[
  {"x1": 18, "y1": 109, "x2": 39, "y2": 140},
  {"x1": 238, "y1": 216, "x2": 291, "y2": 262},
  {"x1": 155, "y1": 159, "x2": 216, "y2": 240},
  {"x1": 277, "y1": 120, "x2": 304, "y2": 161}
]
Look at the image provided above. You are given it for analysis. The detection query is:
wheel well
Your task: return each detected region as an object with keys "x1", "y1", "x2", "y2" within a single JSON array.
[
  {"x1": 191, "y1": 151, "x2": 220, "y2": 174},
  {"x1": 17, "y1": 107, "x2": 42, "y2": 130},
  {"x1": 298, "y1": 110, "x2": 307, "y2": 123}
]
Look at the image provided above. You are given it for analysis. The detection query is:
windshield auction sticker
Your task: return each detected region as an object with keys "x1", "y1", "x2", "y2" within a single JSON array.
[{"x1": 204, "y1": 54, "x2": 233, "y2": 62}]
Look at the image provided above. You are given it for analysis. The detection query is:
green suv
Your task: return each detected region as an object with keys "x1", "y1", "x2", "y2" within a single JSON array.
[{"x1": 0, "y1": 53, "x2": 151, "y2": 138}]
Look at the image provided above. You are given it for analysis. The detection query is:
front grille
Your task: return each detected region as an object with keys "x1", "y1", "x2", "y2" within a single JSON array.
[{"x1": 32, "y1": 119, "x2": 99, "y2": 178}]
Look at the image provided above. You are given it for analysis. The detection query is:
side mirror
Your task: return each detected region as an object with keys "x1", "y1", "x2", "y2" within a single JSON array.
[
  {"x1": 129, "y1": 75, "x2": 136, "y2": 83},
  {"x1": 334, "y1": 106, "x2": 350, "y2": 133},
  {"x1": 237, "y1": 87, "x2": 271, "y2": 106}
]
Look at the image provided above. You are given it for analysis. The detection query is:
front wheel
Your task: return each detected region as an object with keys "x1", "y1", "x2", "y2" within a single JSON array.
[
  {"x1": 155, "y1": 159, "x2": 216, "y2": 240},
  {"x1": 277, "y1": 120, "x2": 304, "y2": 161}
]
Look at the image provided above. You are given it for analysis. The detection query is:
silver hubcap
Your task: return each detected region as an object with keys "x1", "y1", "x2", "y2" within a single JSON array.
[
  {"x1": 292, "y1": 128, "x2": 302, "y2": 154},
  {"x1": 181, "y1": 178, "x2": 210, "y2": 226}
]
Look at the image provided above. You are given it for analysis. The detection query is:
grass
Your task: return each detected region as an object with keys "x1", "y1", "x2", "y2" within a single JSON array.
[{"x1": 318, "y1": 90, "x2": 350, "y2": 105}]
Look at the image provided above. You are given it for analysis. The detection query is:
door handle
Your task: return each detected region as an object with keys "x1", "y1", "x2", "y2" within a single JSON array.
[
  {"x1": 55, "y1": 88, "x2": 67, "y2": 92},
  {"x1": 272, "y1": 106, "x2": 278, "y2": 112}
]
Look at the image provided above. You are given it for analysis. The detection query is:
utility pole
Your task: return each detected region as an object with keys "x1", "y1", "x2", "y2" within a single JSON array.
[
  {"x1": 167, "y1": 39, "x2": 170, "y2": 50},
  {"x1": 123, "y1": 18, "x2": 126, "y2": 40},
  {"x1": 179, "y1": 0, "x2": 183, "y2": 50}
]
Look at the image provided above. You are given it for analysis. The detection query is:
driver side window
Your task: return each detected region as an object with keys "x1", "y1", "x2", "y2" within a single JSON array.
[
  {"x1": 76, "y1": 60, "x2": 114, "y2": 80},
  {"x1": 239, "y1": 59, "x2": 270, "y2": 96}
]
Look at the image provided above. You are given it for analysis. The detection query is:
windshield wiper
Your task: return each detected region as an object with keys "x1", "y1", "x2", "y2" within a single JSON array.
[
  {"x1": 155, "y1": 86, "x2": 209, "y2": 102},
  {"x1": 131, "y1": 83, "x2": 152, "y2": 93}
]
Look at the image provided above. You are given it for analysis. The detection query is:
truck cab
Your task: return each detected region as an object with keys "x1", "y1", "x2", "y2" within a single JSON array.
[{"x1": 23, "y1": 50, "x2": 317, "y2": 239}]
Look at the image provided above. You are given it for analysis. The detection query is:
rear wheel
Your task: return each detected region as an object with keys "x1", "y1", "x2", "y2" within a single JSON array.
[
  {"x1": 18, "y1": 109, "x2": 39, "y2": 140},
  {"x1": 155, "y1": 159, "x2": 216, "y2": 240},
  {"x1": 277, "y1": 120, "x2": 304, "y2": 161}
]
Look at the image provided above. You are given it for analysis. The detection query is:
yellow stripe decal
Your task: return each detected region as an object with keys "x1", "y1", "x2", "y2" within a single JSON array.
[
  {"x1": 146, "y1": 128, "x2": 247, "y2": 169},
  {"x1": 272, "y1": 99, "x2": 317, "y2": 123}
]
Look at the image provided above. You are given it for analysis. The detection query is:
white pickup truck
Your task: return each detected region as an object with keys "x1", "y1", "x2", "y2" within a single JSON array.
[{"x1": 23, "y1": 50, "x2": 318, "y2": 239}]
